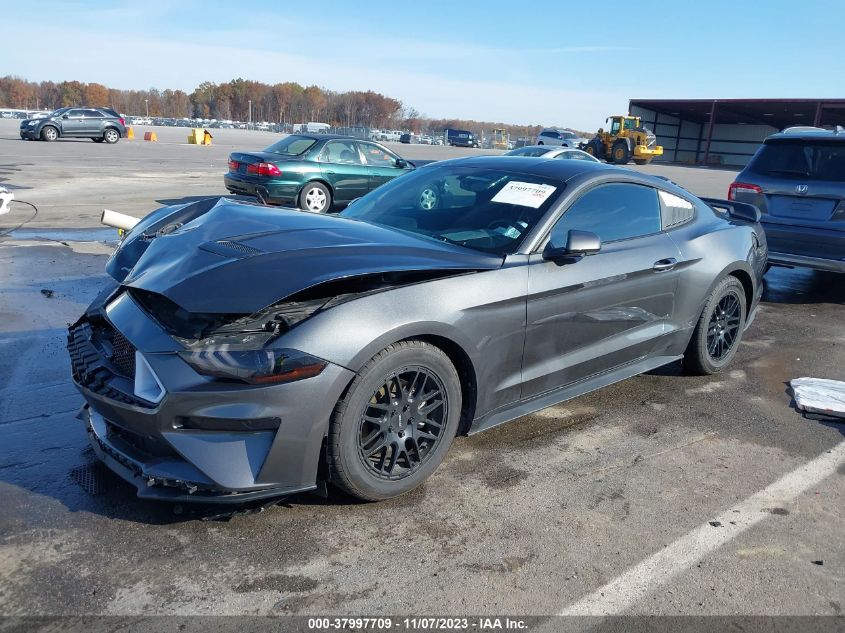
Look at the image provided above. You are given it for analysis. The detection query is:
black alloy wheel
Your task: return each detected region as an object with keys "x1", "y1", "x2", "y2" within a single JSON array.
[
  {"x1": 706, "y1": 293, "x2": 742, "y2": 361},
  {"x1": 683, "y1": 276, "x2": 746, "y2": 375},
  {"x1": 327, "y1": 340, "x2": 461, "y2": 500},
  {"x1": 357, "y1": 367, "x2": 448, "y2": 480}
]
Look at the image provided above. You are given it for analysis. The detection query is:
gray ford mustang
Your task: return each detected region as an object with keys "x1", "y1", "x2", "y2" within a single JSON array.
[{"x1": 68, "y1": 156, "x2": 767, "y2": 503}]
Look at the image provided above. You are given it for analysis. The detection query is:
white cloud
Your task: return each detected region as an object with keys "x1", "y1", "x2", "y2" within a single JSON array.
[{"x1": 1, "y1": 15, "x2": 629, "y2": 130}]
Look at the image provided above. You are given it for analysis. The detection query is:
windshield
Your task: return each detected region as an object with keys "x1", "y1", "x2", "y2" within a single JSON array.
[
  {"x1": 749, "y1": 139, "x2": 845, "y2": 182},
  {"x1": 264, "y1": 135, "x2": 318, "y2": 156},
  {"x1": 46, "y1": 108, "x2": 69, "y2": 118},
  {"x1": 340, "y1": 165, "x2": 564, "y2": 255}
]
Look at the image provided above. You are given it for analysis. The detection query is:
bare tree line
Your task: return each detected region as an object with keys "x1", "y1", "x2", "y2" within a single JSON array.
[{"x1": 0, "y1": 75, "x2": 569, "y2": 138}]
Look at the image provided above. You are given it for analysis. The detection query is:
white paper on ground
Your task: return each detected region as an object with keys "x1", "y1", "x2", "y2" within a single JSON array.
[
  {"x1": 790, "y1": 377, "x2": 845, "y2": 418},
  {"x1": 491, "y1": 181, "x2": 557, "y2": 208}
]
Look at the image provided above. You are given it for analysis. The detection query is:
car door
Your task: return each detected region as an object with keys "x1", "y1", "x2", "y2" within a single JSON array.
[
  {"x1": 80, "y1": 109, "x2": 105, "y2": 135},
  {"x1": 359, "y1": 141, "x2": 410, "y2": 191},
  {"x1": 61, "y1": 109, "x2": 88, "y2": 136},
  {"x1": 521, "y1": 182, "x2": 682, "y2": 398},
  {"x1": 318, "y1": 140, "x2": 368, "y2": 203}
]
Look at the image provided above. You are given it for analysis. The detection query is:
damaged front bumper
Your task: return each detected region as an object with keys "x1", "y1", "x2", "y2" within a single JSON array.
[
  {"x1": 69, "y1": 290, "x2": 356, "y2": 504},
  {"x1": 80, "y1": 405, "x2": 306, "y2": 504}
]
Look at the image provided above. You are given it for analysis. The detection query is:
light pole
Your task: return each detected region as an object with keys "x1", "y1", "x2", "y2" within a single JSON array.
[
  {"x1": 145, "y1": 99, "x2": 149, "y2": 118},
  {"x1": 248, "y1": 100, "x2": 252, "y2": 130}
]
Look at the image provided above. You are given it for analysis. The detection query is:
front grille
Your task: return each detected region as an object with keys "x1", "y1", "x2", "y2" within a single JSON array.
[
  {"x1": 110, "y1": 330, "x2": 136, "y2": 378},
  {"x1": 68, "y1": 319, "x2": 151, "y2": 408}
]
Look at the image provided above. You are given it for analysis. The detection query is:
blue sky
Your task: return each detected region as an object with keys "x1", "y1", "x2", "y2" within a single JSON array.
[{"x1": 2, "y1": 0, "x2": 840, "y2": 129}]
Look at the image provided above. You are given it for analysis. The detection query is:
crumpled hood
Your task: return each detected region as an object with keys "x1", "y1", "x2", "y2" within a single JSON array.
[{"x1": 107, "y1": 197, "x2": 502, "y2": 314}]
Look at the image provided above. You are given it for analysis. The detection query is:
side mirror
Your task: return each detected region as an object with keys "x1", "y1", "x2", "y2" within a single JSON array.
[
  {"x1": 543, "y1": 229, "x2": 601, "y2": 262},
  {"x1": 61, "y1": 114, "x2": 69, "y2": 119},
  {"x1": 395, "y1": 158, "x2": 408, "y2": 168}
]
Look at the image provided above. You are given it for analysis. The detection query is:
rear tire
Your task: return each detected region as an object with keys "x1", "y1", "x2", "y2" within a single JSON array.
[
  {"x1": 41, "y1": 126, "x2": 58, "y2": 142},
  {"x1": 299, "y1": 182, "x2": 332, "y2": 213},
  {"x1": 103, "y1": 128, "x2": 120, "y2": 144},
  {"x1": 683, "y1": 276, "x2": 746, "y2": 375},
  {"x1": 327, "y1": 340, "x2": 461, "y2": 501},
  {"x1": 537, "y1": 141, "x2": 544, "y2": 145},
  {"x1": 611, "y1": 141, "x2": 630, "y2": 164}
]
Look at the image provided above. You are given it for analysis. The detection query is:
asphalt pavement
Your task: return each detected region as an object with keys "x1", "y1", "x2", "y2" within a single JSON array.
[{"x1": 0, "y1": 119, "x2": 843, "y2": 620}]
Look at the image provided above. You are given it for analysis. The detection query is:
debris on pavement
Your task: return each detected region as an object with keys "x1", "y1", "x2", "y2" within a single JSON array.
[
  {"x1": 40, "y1": 288, "x2": 54, "y2": 298},
  {"x1": 790, "y1": 377, "x2": 845, "y2": 419}
]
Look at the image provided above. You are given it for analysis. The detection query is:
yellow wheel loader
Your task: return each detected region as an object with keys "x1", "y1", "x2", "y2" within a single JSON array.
[
  {"x1": 583, "y1": 115, "x2": 663, "y2": 165},
  {"x1": 491, "y1": 128, "x2": 509, "y2": 150}
]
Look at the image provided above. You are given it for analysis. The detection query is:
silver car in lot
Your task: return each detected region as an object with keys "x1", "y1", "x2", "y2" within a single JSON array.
[
  {"x1": 506, "y1": 145, "x2": 600, "y2": 162},
  {"x1": 729, "y1": 128, "x2": 845, "y2": 272},
  {"x1": 536, "y1": 128, "x2": 588, "y2": 148},
  {"x1": 68, "y1": 157, "x2": 766, "y2": 504}
]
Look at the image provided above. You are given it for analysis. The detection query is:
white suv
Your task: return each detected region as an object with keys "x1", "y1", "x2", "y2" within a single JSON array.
[{"x1": 536, "y1": 128, "x2": 587, "y2": 148}]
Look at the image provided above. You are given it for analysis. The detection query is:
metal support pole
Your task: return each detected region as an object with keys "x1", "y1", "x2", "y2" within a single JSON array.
[
  {"x1": 702, "y1": 100, "x2": 717, "y2": 166},
  {"x1": 814, "y1": 101, "x2": 823, "y2": 127},
  {"x1": 674, "y1": 116, "x2": 683, "y2": 162}
]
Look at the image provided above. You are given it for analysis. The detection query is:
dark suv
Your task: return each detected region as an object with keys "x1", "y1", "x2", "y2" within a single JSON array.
[
  {"x1": 729, "y1": 128, "x2": 845, "y2": 272},
  {"x1": 20, "y1": 107, "x2": 127, "y2": 143}
]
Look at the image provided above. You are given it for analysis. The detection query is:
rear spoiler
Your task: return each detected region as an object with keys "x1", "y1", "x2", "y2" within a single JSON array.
[{"x1": 700, "y1": 197, "x2": 761, "y2": 223}]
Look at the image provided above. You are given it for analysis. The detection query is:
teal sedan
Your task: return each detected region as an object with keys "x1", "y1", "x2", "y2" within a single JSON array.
[{"x1": 224, "y1": 134, "x2": 415, "y2": 213}]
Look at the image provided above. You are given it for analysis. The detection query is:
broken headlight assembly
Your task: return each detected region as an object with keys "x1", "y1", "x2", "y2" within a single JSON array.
[{"x1": 178, "y1": 348, "x2": 327, "y2": 385}]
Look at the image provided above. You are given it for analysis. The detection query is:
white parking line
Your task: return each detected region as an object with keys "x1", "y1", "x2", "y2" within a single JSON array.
[{"x1": 559, "y1": 440, "x2": 845, "y2": 616}]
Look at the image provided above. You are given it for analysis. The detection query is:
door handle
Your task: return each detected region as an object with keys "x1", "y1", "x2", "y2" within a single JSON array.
[
  {"x1": 324, "y1": 170, "x2": 336, "y2": 175},
  {"x1": 653, "y1": 258, "x2": 678, "y2": 272}
]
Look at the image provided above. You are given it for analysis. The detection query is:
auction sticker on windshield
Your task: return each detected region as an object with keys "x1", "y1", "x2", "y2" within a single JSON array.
[{"x1": 491, "y1": 181, "x2": 557, "y2": 208}]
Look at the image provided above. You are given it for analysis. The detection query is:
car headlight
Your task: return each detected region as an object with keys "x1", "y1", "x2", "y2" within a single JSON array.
[
  {"x1": 178, "y1": 348, "x2": 327, "y2": 385},
  {"x1": 28, "y1": 121, "x2": 37, "y2": 127}
]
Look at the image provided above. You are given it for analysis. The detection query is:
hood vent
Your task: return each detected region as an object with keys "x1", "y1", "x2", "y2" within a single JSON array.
[{"x1": 197, "y1": 239, "x2": 265, "y2": 259}]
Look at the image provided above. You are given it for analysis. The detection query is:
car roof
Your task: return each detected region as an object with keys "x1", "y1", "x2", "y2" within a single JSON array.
[
  {"x1": 439, "y1": 155, "x2": 692, "y2": 192},
  {"x1": 442, "y1": 155, "x2": 615, "y2": 177},
  {"x1": 292, "y1": 133, "x2": 355, "y2": 141},
  {"x1": 766, "y1": 129, "x2": 845, "y2": 142}
]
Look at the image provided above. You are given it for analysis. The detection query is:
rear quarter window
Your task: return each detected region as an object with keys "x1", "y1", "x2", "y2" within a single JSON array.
[{"x1": 658, "y1": 190, "x2": 696, "y2": 229}]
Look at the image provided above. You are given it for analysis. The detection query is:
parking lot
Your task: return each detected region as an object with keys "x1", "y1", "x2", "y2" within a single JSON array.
[{"x1": 1, "y1": 119, "x2": 843, "y2": 618}]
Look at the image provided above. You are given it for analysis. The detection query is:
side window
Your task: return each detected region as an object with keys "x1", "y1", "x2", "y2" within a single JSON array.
[
  {"x1": 85, "y1": 109, "x2": 105, "y2": 118},
  {"x1": 610, "y1": 119, "x2": 621, "y2": 135},
  {"x1": 67, "y1": 109, "x2": 85, "y2": 118},
  {"x1": 541, "y1": 131, "x2": 553, "y2": 138},
  {"x1": 360, "y1": 142, "x2": 398, "y2": 167},
  {"x1": 322, "y1": 140, "x2": 361, "y2": 164},
  {"x1": 556, "y1": 151, "x2": 591, "y2": 161},
  {"x1": 552, "y1": 183, "x2": 661, "y2": 243}
]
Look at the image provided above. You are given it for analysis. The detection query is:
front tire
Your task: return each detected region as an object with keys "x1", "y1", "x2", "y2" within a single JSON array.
[
  {"x1": 328, "y1": 340, "x2": 462, "y2": 501},
  {"x1": 103, "y1": 128, "x2": 120, "y2": 144},
  {"x1": 683, "y1": 276, "x2": 747, "y2": 375},
  {"x1": 611, "y1": 141, "x2": 630, "y2": 164},
  {"x1": 299, "y1": 182, "x2": 332, "y2": 213},
  {"x1": 40, "y1": 126, "x2": 58, "y2": 142},
  {"x1": 584, "y1": 138, "x2": 604, "y2": 160}
]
